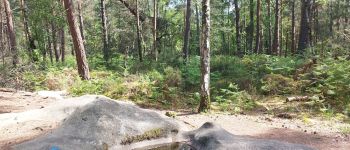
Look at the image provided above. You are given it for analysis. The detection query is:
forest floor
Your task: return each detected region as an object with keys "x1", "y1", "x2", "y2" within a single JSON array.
[{"x1": 0, "y1": 89, "x2": 349, "y2": 150}]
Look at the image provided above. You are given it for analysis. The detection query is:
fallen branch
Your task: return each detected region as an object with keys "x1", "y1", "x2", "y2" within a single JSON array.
[{"x1": 286, "y1": 96, "x2": 310, "y2": 102}]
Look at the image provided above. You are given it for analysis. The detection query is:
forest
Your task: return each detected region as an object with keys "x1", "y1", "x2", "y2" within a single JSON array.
[{"x1": 0, "y1": 0, "x2": 350, "y2": 116}]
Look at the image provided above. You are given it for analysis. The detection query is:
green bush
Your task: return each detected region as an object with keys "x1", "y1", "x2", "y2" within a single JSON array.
[
  {"x1": 261, "y1": 74, "x2": 301, "y2": 95},
  {"x1": 213, "y1": 83, "x2": 256, "y2": 112},
  {"x1": 306, "y1": 57, "x2": 350, "y2": 110}
]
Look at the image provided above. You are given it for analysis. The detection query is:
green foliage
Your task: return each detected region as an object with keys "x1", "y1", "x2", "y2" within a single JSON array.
[
  {"x1": 213, "y1": 83, "x2": 256, "y2": 112},
  {"x1": 305, "y1": 57, "x2": 350, "y2": 110},
  {"x1": 261, "y1": 74, "x2": 301, "y2": 95}
]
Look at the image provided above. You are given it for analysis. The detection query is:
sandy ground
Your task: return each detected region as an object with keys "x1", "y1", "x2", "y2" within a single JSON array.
[{"x1": 0, "y1": 89, "x2": 349, "y2": 150}]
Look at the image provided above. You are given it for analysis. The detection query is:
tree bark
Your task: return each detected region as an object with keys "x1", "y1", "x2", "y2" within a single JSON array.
[
  {"x1": 291, "y1": 0, "x2": 296, "y2": 55},
  {"x1": 234, "y1": 0, "x2": 241, "y2": 56},
  {"x1": 198, "y1": 0, "x2": 211, "y2": 113},
  {"x1": 77, "y1": 0, "x2": 85, "y2": 43},
  {"x1": 3, "y1": 0, "x2": 18, "y2": 67},
  {"x1": 136, "y1": 0, "x2": 143, "y2": 62},
  {"x1": 272, "y1": 0, "x2": 280, "y2": 55},
  {"x1": 254, "y1": 0, "x2": 261, "y2": 54},
  {"x1": 195, "y1": 1, "x2": 200, "y2": 56},
  {"x1": 63, "y1": 0, "x2": 90, "y2": 80},
  {"x1": 183, "y1": 0, "x2": 191, "y2": 63},
  {"x1": 51, "y1": 22, "x2": 60, "y2": 62},
  {"x1": 247, "y1": 0, "x2": 254, "y2": 53},
  {"x1": 59, "y1": 27, "x2": 65, "y2": 62},
  {"x1": 0, "y1": 2, "x2": 4, "y2": 66},
  {"x1": 46, "y1": 25, "x2": 54, "y2": 64},
  {"x1": 266, "y1": 0, "x2": 272, "y2": 55},
  {"x1": 298, "y1": 0, "x2": 311, "y2": 54},
  {"x1": 100, "y1": 0, "x2": 109, "y2": 63},
  {"x1": 153, "y1": 0, "x2": 158, "y2": 61}
]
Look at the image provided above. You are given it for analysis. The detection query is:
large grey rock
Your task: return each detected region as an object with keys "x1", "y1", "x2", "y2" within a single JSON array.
[
  {"x1": 186, "y1": 122, "x2": 314, "y2": 150},
  {"x1": 13, "y1": 95, "x2": 180, "y2": 150}
]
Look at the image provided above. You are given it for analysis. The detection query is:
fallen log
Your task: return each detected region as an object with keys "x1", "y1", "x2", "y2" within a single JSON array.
[{"x1": 286, "y1": 96, "x2": 310, "y2": 102}]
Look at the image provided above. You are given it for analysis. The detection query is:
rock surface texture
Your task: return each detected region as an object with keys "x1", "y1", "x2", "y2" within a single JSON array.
[
  {"x1": 4, "y1": 94, "x2": 314, "y2": 150},
  {"x1": 13, "y1": 95, "x2": 180, "y2": 150},
  {"x1": 186, "y1": 122, "x2": 314, "y2": 150}
]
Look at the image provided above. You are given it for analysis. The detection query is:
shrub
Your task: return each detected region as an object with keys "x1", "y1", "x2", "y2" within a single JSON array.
[{"x1": 260, "y1": 74, "x2": 301, "y2": 95}]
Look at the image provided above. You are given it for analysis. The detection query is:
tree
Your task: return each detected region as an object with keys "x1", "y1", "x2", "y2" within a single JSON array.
[
  {"x1": 266, "y1": 0, "x2": 272, "y2": 54},
  {"x1": 136, "y1": 0, "x2": 143, "y2": 62},
  {"x1": 153, "y1": 0, "x2": 158, "y2": 61},
  {"x1": 183, "y1": 0, "x2": 191, "y2": 62},
  {"x1": 291, "y1": 0, "x2": 296, "y2": 54},
  {"x1": 254, "y1": 0, "x2": 261, "y2": 54},
  {"x1": 298, "y1": 0, "x2": 311, "y2": 54},
  {"x1": 247, "y1": 0, "x2": 254, "y2": 53},
  {"x1": 100, "y1": 0, "x2": 109, "y2": 63},
  {"x1": 20, "y1": 0, "x2": 36, "y2": 62},
  {"x1": 63, "y1": 0, "x2": 90, "y2": 80},
  {"x1": 198, "y1": 0, "x2": 211, "y2": 113},
  {"x1": 77, "y1": 0, "x2": 85, "y2": 42},
  {"x1": 3, "y1": 0, "x2": 18, "y2": 66},
  {"x1": 272, "y1": 0, "x2": 281, "y2": 55},
  {"x1": 234, "y1": 0, "x2": 241, "y2": 56}
]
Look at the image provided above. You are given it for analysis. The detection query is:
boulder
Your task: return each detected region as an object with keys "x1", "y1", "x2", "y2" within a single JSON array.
[
  {"x1": 186, "y1": 122, "x2": 314, "y2": 150},
  {"x1": 13, "y1": 95, "x2": 180, "y2": 150}
]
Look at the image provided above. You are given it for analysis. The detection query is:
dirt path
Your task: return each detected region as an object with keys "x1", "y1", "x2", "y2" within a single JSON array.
[{"x1": 1, "y1": 89, "x2": 349, "y2": 150}]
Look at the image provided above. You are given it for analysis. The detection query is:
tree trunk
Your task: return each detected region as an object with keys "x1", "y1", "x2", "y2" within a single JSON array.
[
  {"x1": 298, "y1": 0, "x2": 311, "y2": 54},
  {"x1": 119, "y1": 0, "x2": 146, "y2": 22},
  {"x1": 234, "y1": 0, "x2": 241, "y2": 56},
  {"x1": 247, "y1": 0, "x2": 254, "y2": 53},
  {"x1": 153, "y1": 0, "x2": 158, "y2": 61},
  {"x1": 136, "y1": 0, "x2": 143, "y2": 62},
  {"x1": 20, "y1": 0, "x2": 36, "y2": 62},
  {"x1": 46, "y1": 26, "x2": 54, "y2": 64},
  {"x1": 63, "y1": 0, "x2": 90, "y2": 80},
  {"x1": 60, "y1": 27, "x2": 65, "y2": 62},
  {"x1": 183, "y1": 0, "x2": 191, "y2": 63},
  {"x1": 266, "y1": 0, "x2": 272, "y2": 55},
  {"x1": 195, "y1": 1, "x2": 200, "y2": 56},
  {"x1": 100, "y1": 0, "x2": 109, "y2": 63},
  {"x1": 3, "y1": 0, "x2": 18, "y2": 67},
  {"x1": 51, "y1": 22, "x2": 60, "y2": 62},
  {"x1": 198, "y1": 0, "x2": 211, "y2": 113},
  {"x1": 291, "y1": 0, "x2": 296, "y2": 55},
  {"x1": 77, "y1": 0, "x2": 85, "y2": 43},
  {"x1": 254, "y1": 0, "x2": 261, "y2": 54},
  {"x1": 272, "y1": 0, "x2": 280, "y2": 55},
  {"x1": 0, "y1": 2, "x2": 4, "y2": 66}
]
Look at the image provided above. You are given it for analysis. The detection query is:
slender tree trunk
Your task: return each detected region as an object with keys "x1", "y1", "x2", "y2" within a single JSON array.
[
  {"x1": 136, "y1": 0, "x2": 143, "y2": 62},
  {"x1": 298, "y1": 0, "x2": 311, "y2": 54},
  {"x1": 51, "y1": 22, "x2": 60, "y2": 62},
  {"x1": 254, "y1": 0, "x2": 261, "y2": 54},
  {"x1": 247, "y1": 0, "x2": 254, "y2": 53},
  {"x1": 183, "y1": 0, "x2": 191, "y2": 63},
  {"x1": 46, "y1": 26, "x2": 54, "y2": 64},
  {"x1": 272, "y1": 0, "x2": 281, "y2": 55},
  {"x1": 267, "y1": 0, "x2": 272, "y2": 54},
  {"x1": 63, "y1": 0, "x2": 90, "y2": 80},
  {"x1": 0, "y1": 2, "x2": 4, "y2": 66},
  {"x1": 329, "y1": 2, "x2": 333, "y2": 35},
  {"x1": 100, "y1": 0, "x2": 109, "y2": 63},
  {"x1": 60, "y1": 27, "x2": 65, "y2": 62},
  {"x1": 153, "y1": 0, "x2": 158, "y2": 61},
  {"x1": 77, "y1": 0, "x2": 85, "y2": 43},
  {"x1": 195, "y1": 1, "x2": 200, "y2": 56},
  {"x1": 234, "y1": 0, "x2": 241, "y2": 56},
  {"x1": 3, "y1": 0, "x2": 18, "y2": 67},
  {"x1": 20, "y1": 0, "x2": 36, "y2": 61},
  {"x1": 291, "y1": 0, "x2": 296, "y2": 55},
  {"x1": 198, "y1": 0, "x2": 211, "y2": 113}
]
